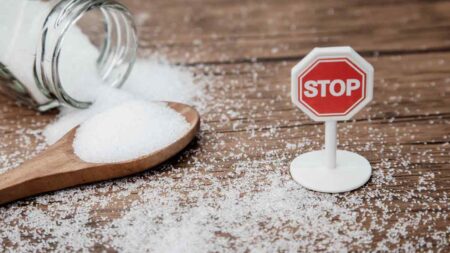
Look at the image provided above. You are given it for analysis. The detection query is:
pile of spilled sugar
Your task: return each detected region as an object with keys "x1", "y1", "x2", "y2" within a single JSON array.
[
  {"x1": 74, "y1": 100, "x2": 189, "y2": 163},
  {"x1": 43, "y1": 57, "x2": 202, "y2": 146},
  {"x1": 40, "y1": 57, "x2": 201, "y2": 162}
]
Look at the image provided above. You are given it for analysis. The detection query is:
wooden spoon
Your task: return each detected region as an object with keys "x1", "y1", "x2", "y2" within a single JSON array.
[{"x1": 0, "y1": 102, "x2": 200, "y2": 206}]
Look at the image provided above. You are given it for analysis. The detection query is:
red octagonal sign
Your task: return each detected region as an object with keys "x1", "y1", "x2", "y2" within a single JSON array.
[{"x1": 291, "y1": 47, "x2": 374, "y2": 121}]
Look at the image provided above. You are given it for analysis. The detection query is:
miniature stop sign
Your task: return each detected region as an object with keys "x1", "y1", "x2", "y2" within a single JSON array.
[
  {"x1": 292, "y1": 47, "x2": 373, "y2": 121},
  {"x1": 290, "y1": 46, "x2": 374, "y2": 193}
]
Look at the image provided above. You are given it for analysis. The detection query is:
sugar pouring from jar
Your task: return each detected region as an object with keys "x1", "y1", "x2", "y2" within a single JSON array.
[{"x1": 0, "y1": 0, "x2": 137, "y2": 111}]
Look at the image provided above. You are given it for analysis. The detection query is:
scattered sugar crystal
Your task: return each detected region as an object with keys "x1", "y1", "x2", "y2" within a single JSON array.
[
  {"x1": 0, "y1": 5, "x2": 448, "y2": 252},
  {"x1": 73, "y1": 100, "x2": 190, "y2": 163},
  {"x1": 1, "y1": 58, "x2": 449, "y2": 251}
]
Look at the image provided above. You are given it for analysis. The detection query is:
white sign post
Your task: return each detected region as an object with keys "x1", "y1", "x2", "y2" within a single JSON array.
[{"x1": 290, "y1": 46, "x2": 374, "y2": 193}]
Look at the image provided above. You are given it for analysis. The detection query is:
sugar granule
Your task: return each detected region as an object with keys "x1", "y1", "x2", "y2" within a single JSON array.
[{"x1": 73, "y1": 100, "x2": 190, "y2": 163}]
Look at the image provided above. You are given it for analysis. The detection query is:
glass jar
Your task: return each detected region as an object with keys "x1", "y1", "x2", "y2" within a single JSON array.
[{"x1": 0, "y1": 0, "x2": 137, "y2": 111}]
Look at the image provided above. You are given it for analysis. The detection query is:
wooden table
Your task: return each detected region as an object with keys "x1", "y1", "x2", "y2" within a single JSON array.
[{"x1": 1, "y1": 0, "x2": 449, "y2": 251}]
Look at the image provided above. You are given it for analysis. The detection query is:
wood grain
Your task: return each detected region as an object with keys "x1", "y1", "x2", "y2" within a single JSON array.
[
  {"x1": 123, "y1": 0, "x2": 450, "y2": 63},
  {"x1": 0, "y1": 0, "x2": 449, "y2": 251}
]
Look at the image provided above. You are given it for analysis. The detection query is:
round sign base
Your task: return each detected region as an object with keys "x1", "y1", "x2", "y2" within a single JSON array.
[{"x1": 290, "y1": 150, "x2": 371, "y2": 193}]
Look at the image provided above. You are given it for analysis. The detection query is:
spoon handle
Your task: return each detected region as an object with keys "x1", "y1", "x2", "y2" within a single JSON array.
[
  {"x1": 0, "y1": 102, "x2": 200, "y2": 206},
  {"x1": 0, "y1": 140, "x2": 84, "y2": 205}
]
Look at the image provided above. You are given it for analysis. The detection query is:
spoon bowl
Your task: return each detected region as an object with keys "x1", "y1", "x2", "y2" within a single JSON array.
[{"x1": 0, "y1": 102, "x2": 200, "y2": 205}]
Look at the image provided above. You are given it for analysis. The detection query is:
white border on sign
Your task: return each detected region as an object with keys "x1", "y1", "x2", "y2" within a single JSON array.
[{"x1": 291, "y1": 46, "x2": 374, "y2": 122}]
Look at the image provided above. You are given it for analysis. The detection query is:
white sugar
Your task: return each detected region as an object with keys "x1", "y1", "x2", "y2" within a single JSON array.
[
  {"x1": 1, "y1": 57, "x2": 449, "y2": 252},
  {"x1": 1, "y1": 2, "x2": 448, "y2": 252},
  {"x1": 41, "y1": 58, "x2": 199, "y2": 163},
  {"x1": 2, "y1": 2, "x2": 203, "y2": 164},
  {"x1": 43, "y1": 58, "x2": 202, "y2": 145},
  {"x1": 0, "y1": 0, "x2": 102, "y2": 104},
  {"x1": 73, "y1": 100, "x2": 190, "y2": 163},
  {"x1": 43, "y1": 86, "x2": 134, "y2": 145},
  {"x1": 123, "y1": 58, "x2": 199, "y2": 104}
]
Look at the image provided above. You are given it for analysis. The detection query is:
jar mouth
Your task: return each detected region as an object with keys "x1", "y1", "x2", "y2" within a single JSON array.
[{"x1": 34, "y1": 0, "x2": 137, "y2": 109}]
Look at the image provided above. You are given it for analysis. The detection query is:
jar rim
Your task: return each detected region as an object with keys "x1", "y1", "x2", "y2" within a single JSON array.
[{"x1": 34, "y1": 0, "x2": 137, "y2": 109}]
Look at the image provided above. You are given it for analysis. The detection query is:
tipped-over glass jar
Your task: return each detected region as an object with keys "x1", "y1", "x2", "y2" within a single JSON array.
[{"x1": 0, "y1": 0, "x2": 137, "y2": 111}]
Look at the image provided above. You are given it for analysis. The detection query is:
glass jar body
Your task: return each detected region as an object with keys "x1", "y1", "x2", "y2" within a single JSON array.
[{"x1": 0, "y1": 0, "x2": 137, "y2": 111}]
